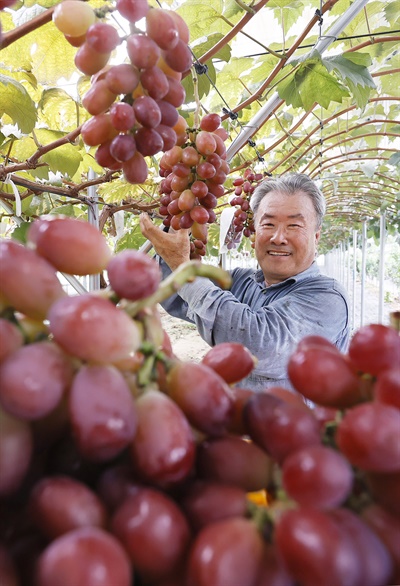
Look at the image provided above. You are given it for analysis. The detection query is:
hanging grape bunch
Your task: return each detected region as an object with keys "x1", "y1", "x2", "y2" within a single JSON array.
[
  {"x1": 227, "y1": 168, "x2": 264, "y2": 249},
  {"x1": 52, "y1": 0, "x2": 192, "y2": 185},
  {"x1": 158, "y1": 113, "x2": 230, "y2": 259},
  {"x1": 1, "y1": 215, "x2": 400, "y2": 585}
]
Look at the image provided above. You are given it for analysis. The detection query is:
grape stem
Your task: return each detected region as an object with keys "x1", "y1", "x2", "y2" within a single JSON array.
[{"x1": 121, "y1": 260, "x2": 232, "y2": 316}]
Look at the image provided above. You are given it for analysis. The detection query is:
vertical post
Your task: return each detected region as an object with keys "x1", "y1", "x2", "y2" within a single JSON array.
[
  {"x1": 378, "y1": 212, "x2": 386, "y2": 323},
  {"x1": 347, "y1": 237, "x2": 351, "y2": 293},
  {"x1": 87, "y1": 169, "x2": 100, "y2": 292},
  {"x1": 360, "y1": 220, "x2": 367, "y2": 326},
  {"x1": 352, "y1": 230, "x2": 358, "y2": 330}
]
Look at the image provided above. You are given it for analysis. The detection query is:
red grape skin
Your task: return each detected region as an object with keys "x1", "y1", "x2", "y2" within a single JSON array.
[
  {"x1": 0, "y1": 545, "x2": 19, "y2": 586},
  {"x1": 109, "y1": 133, "x2": 137, "y2": 162},
  {"x1": 105, "y1": 64, "x2": 139, "y2": 95},
  {"x1": 69, "y1": 365, "x2": 138, "y2": 462},
  {"x1": 366, "y1": 469, "x2": 400, "y2": 515},
  {"x1": 282, "y1": 445, "x2": 353, "y2": 509},
  {"x1": 116, "y1": 0, "x2": 149, "y2": 22},
  {"x1": 0, "y1": 341, "x2": 73, "y2": 421},
  {"x1": 185, "y1": 517, "x2": 264, "y2": 586},
  {"x1": 166, "y1": 362, "x2": 235, "y2": 436},
  {"x1": 336, "y1": 401, "x2": 400, "y2": 472},
  {"x1": 200, "y1": 113, "x2": 221, "y2": 132},
  {"x1": 255, "y1": 544, "x2": 295, "y2": 586},
  {"x1": 81, "y1": 112, "x2": 118, "y2": 147},
  {"x1": 82, "y1": 79, "x2": 116, "y2": 116},
  {"x1": 29, "y1": 476, "x2": 108, "y2": 539},
  {"x1": 123, "y1": 150, "x2": 149, "y2": 184},
  {"x1": 107, "y1": 249, "x2": 161, "y2": 301},
  {"x1": 243, "y1": 393, "x2": 321, "y2": 464},
  {"x1": 0, "y1": 239, "x2": 65, "y2": 321},
  {"x1": 163, "y1": 39, "x2": 193, "y2": 73},
  {"x1": 287, "y1": 346, "x2": 362, "y2": 408},
  {"x1": 95, "y1": 140, "x2": 122, "y2": 170},
  {"x1": 146, "y1": 9, "x2": 179, "y2": 51},
  {"x1": 48, "y1": 294, "x2": 141, "y2": 365},
  {"x1": 74, "y1": 43, "x2": 111, "y2": 76},
  {"x1": 362, "y1": 504, "x2": 400, "y2": 583},
  {"x1": 201, "y1": 342, "x2": 256, "y2": 384},
  {"x1": 374, "y1": 367, "x2": 400, "y2": 408},
  {"x1": 330, "y1": 507, "x2": 393, "y2": 586},
  {"x1": 109, "y1": 102, "x2": 136, "y2": 131},
  {"x1": 85, "y1": 22, "x2": 120, "y2": 54},
  {"x1": 134, "y1": 127, "x2": 164, "y2": 156},
  {"x1": 0, "y1": 406, "x2": 33, "y2": 497},
  {"x1": 35, "y1": 527, "x2": 132, "y2": 586},
  {"x1": 28, "y1": 216, "x2": 112, "y2": 276},
  {"x1": 130, "y1": 390, "x2": 196, "y2": 488},
  {"x1": 196, "y1": 435, "x2": 273, "y2": 492},
  {"x1": 96, "y1": 464, "x2": 142, "y2": 512},
  {"x1": 0, "y1": 319, "x2": 23, "y2": 363},
  {"x1": 180, "y1": 480, "x2": 248, "y2": 533},
  {"x1": 111, "y1": 487, "x2": 191, "y2": 582},
  {"x1": 275, "y1": 507, "x2": 362, "y2": 586},
  {"x1": 348, "y1": 323, "x2": 400, "y2": 376},
  {"x1": 127, "y1": 33, "x2": 160, "y2": 70}
]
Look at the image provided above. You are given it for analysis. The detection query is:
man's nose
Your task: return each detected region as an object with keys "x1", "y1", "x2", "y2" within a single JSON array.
[{"x1": 270, "y1": 226, "x2": 288, "y2": 244}]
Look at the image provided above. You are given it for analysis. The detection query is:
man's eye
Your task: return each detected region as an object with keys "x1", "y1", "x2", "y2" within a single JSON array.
[{"x1": 289, "y1": 224, "x2": 301, "y2": 228}]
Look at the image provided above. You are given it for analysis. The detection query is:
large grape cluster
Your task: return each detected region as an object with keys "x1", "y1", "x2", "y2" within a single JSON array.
[
  {"x1": 52, "y1": 0, "x2": 192, "y2": 184},
  {"x1": 1, "y1": 216, "x2": 400, "y2": 586},
  {"x1": 226, "y1": 168, "x2": 264, "y2": 250},
  {"x1": 158, "y1": 113, "x2": 229, "y2": 259}
]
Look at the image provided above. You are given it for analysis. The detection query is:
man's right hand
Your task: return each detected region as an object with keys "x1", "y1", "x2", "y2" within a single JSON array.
[{"x1": 139, "y1": 213, "x2": 191, "y2": 271}]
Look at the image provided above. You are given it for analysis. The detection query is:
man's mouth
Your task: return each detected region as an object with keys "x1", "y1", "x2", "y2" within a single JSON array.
[{"x1": 268, "y1": 251, "x2": 291, "y2": 256}]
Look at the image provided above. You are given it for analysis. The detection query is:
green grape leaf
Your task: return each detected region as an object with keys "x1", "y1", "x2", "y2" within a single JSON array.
[
  {"x1": 277, "y1": 60, "x2": 349, "y2": 110},
  {"x1": 388, "y1": 151, "x2": 400, "y2": 167},
  {"x1": 97, "y1": 180, "x2": 136, "y2": 204},
  {"x1": 9, "y1": 221, "x2": 31, "y2": 244},
  {"x1": 31, "y1": 129, "x2": 83, "y2": 177},
  {"x1": 38, "y1": 88, "x2": 82, "y2": 132},
  {"x1": 0, "y1": 74, "x2": 37, "y2": 133},
  {"x1": 115, "y1": 226, "x2": 146, "y2": 253}
]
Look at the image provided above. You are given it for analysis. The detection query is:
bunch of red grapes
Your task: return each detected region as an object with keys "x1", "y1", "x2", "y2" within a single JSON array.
[
  {"x1": 1, "y1": 215, "x2": 400, "y2": 586},
  {"x1": 52, "y1": 0, "x2": 192, "y2": 184},
  {"x1": 158, "y1": 113, "x2": 229, "y2": 259},
  {"x1": 226, "y1": 168, "x2": 264, "y2": 249}
]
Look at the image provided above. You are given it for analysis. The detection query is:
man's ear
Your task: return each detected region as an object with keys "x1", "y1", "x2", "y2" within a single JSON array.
[{"x1": 315, "y1": 229, "x2": 321, "y2": 244}]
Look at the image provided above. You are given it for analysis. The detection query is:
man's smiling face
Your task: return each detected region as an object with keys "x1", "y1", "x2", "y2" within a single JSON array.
[{"x1": 254, "y1": 190, "x2": 321, "y2": 285}]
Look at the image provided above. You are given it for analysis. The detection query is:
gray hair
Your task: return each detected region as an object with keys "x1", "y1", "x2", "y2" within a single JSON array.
[{"x1": 250, "y1": 173, "x2": 326, "y2": 229}]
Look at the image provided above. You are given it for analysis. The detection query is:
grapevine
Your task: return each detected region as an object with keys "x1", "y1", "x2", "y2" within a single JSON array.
[
  {"x1": 0, "y1": 216, "x2": 400, "y2": 585},
  {"x1": 158, "y1": 112, "x2": 230, "y2": 259},
  {"x1": 52, "y1": 0, "x2": 192, "y2": 185}
]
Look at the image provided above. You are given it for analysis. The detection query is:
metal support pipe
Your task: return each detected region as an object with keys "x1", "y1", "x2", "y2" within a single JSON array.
[
  {"x1": 378, "y1": 212, "x2": 386, "y2": 323},
  {"x1": 87, "y1": 169, "x2": 100, "y2": 292},
  {"x1": 352, "y1": 229, "x2": 358, "y2": 330},
  {"x1": 360, "y1": 220, "x2": 367, "y2": 326}
]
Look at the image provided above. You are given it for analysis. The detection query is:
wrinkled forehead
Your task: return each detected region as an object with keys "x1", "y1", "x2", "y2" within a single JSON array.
[{"x1": 255, "y1": 190, "x2": 317, "y2": 222}]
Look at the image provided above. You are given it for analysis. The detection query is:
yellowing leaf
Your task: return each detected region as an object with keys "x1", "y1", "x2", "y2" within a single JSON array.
[{"x1": 0, "y1": 74, "x2": 37, "y2": 133}]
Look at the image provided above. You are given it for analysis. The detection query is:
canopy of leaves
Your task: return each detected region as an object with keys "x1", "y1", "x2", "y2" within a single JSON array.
[{"x1": 1, "y1": 0, "x2": 399, "y2": 251}]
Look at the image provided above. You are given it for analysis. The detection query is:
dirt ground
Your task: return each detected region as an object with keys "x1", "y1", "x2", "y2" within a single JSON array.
[{"x1": 159, "y1": 306, "x2": 211, "y2": 363}]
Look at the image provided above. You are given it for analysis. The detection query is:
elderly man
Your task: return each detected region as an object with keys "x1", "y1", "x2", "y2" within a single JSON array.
[{"x1": 140, "y1": 173, "x2": 349, "y2": 391}]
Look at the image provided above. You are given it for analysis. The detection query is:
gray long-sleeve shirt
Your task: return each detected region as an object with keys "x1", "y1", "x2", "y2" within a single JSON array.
[{"x1": 160, "y1": 260, "x2": 350, "y2": 391}]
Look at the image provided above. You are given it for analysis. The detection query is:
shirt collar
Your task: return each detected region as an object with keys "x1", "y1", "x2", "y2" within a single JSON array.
[{"x1": 254, "y1": 261, "x2": 321, "y2": 288}]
